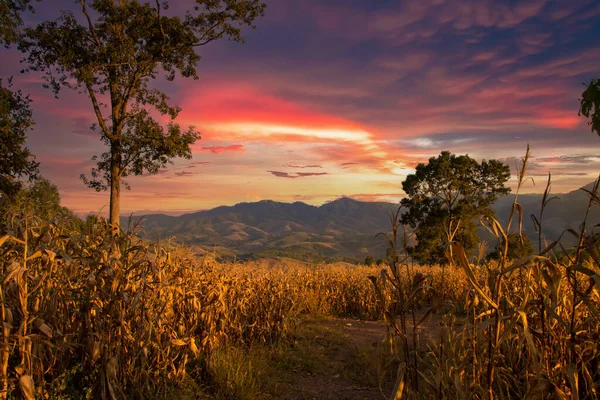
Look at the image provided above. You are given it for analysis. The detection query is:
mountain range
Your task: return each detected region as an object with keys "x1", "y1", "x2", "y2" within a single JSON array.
[{"x1": 123, "y1": 182, "x2": 599, "y2": 262}]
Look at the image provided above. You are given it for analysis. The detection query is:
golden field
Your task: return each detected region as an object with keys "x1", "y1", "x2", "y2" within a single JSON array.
[{"x1": 0, "y1": 193, "x2": 599, "y2": 399}]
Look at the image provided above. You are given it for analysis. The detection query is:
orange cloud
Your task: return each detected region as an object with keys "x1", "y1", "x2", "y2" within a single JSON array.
[
  {"x1": 267, "y1": 171, "x2": 329, "y2": 179},
  {"x1": 200, "y1": 144, "x2": 245, "y2": 154}
]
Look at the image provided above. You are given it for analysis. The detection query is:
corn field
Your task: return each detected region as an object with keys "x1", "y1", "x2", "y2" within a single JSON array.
[
  {"x1": 0, "y1": 212, "x2": 386, "y2": 399},
  {"x1": 0, "y1": 155, "x2": 599, "y2": 399},
  {"x1": 370, "y1": 150, "x2": 600, "y2": 399}
]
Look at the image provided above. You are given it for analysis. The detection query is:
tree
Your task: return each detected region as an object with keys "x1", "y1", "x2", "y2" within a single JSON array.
[
  {"x1": 26, "y1": 177, "x2": 61, "y2": 221},
  {"x1": 3, "y1": 177, "x2": 59, "y2": 219},
  {"x1": 580, "y1": 79, "x2": 600, "y2": 137},
  {"x1": 1, "y1": 2, "x2": 41, "y2": 199},
  {"x1": 400, "y1": 151, "x2": 511, "y2": 265},
  {"x1": 1, "y1": 176, "x2": 82, "y2": 230},
  {"x1": 19, "y1": 0, "x2": 266, "y2": 232},
  {"x1": 0, "y1": 78, "x2": 39, "y2": 199},
  {"x1": 0, "y1": 0, "x2": 38, "y2": 46},
  {"x1": 486, "y1": 233, "x2": 535, "y2": 261},
  {"x1": 364, "y1": 255, "x2": 374, "y2": 266}
]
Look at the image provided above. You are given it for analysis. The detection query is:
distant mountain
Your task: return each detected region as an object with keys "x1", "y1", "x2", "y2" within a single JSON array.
[
  {"x1": 123, "y1": 197, "x2": 399, "y2": 262},
  {"x1": 493, "y1": 181, "x2": 600, "y2": 249},
  {"x1": 123, "y1": 183, "x2": 599, "y2": 262}
]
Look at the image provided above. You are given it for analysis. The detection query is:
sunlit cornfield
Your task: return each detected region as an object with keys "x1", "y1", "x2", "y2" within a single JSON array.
[
  {"x1": 0, "y1": 178, "x2": 599, "y2": 399},
  {"x1": 0, "y1": 213, "x2": 389, "y2": 399}
]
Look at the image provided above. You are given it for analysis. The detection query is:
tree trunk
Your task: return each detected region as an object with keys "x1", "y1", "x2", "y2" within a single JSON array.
[{"x1": 109, "y1": 141, "x2": 121, "y2": 234}]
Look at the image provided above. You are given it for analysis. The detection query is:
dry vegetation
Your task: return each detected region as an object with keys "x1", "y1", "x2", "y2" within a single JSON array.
[
  {"x1": 0, "y1": 163, "x2": 599, "y2": 399},
  {"x1": 371, "y1": 151, "x2": 600, "y2": 399},
  {"x1": 0, "y1": 212, "x2": 387, "y2": 399}
]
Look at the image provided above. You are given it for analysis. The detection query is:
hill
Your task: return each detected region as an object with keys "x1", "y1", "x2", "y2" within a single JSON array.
[
  {"x1": 123, "y1": 197, "x2": 398, "y2": 262},
  {"x1": 123, "y1": 183, "x2": 599, "y2": 262},
  {"x1": 494, "y1": 181, "x2": 600, "y2": 249}
]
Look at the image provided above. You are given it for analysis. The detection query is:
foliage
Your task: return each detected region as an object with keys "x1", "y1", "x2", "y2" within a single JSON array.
[
  {"x1": 0, "y1": 0, "x2": 38, "y2": 45},
  {"x1": 1, "y1": 177, "x2": 59, "y2": 222},
  {"x1": 364, "y1": 255, "x2": 374, "y2": 266},
  {"x1": 19, "y1": 0, "x2": 266, "y2": 227},
  {"x1": 400, "y1": 151, "x2": 511, "y2": 265},
  {"x1": 0, "y1": 78, "x2": 39, "y2": 199},
  {"x1": 486, "y1": 233, "x2": 535, "y2": 261},
  {"x1": 580, "y1": 78, "x2": 600, "y2": 137}
]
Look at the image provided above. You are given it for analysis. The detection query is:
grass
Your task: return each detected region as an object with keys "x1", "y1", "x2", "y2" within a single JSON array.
[{"x1": 199, "y1": 315, "x2": 371, "y2": 399}]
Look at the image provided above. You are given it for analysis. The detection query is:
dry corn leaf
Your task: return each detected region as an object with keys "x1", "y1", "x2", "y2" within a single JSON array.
[{"x1": 19, "y1": 375, "x2": 35, "y2": 400}]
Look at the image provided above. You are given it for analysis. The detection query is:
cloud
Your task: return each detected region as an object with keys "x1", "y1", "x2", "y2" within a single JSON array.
[
  {"x1": 297, "y1": 172, "x2": 329, "y2": 177},
  {"x1": 72, "y1": 117, "x2": 95, "y2": 137},
  {"x1": 201, "y1": 144, "x2": 245, "y2": 154},
  {"x1": 174, "y1": 171, "x2": 195, "y2": 177},
  {"x1": 399, "y1": 136, "x2": 476, "y2": 149},
  {"x1": 5, "y1": 0, "x2": 600, "y2": 214},
  {"x1": 283, "y1": 163, "x2": 322, "y2": 168},
  {"x1": 267, "y1": 170, "x2": 329, "y2": 179},
  {"x1": 498, "y1": 153, "x2": 600, "y2": 181},
  {"x1": 347, "y1": 193, "x2": 405, "y2": 202}
]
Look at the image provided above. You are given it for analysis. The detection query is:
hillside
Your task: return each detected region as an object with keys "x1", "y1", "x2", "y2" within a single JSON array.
[
  {"x1": 123, "y1": 183, "x2": 599, "y2": 261},
  {"x1": 123, "y1": 197, "x2": 398, "y2": 261},
  {"x1": 494, "y1": 181, "x2": 600, "y2": 248}
]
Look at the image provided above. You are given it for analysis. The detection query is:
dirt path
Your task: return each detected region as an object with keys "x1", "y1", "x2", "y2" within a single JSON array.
[
  {"x1": 281, "y1": 318, "x2": 393, "y2": 400},
  {"x1": 276, "y1": 311, "x2": 444, "y2": 400}
]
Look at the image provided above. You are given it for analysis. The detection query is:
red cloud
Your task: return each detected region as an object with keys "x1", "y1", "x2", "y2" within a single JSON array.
[{"x1": 178, "y1": 83, "x2": 365, "y2": 134}]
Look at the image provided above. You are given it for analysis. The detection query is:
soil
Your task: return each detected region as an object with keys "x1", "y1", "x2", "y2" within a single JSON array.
[
  {"x1": 281, "y1": 318, "x2": 392, "y2": 400},
  {"x1": 280, "y1": 311, "x2": 443, "y2": 400}
]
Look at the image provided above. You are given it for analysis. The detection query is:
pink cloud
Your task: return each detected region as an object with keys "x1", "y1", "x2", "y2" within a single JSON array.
[
  {"x1": 347, "y1": 193, "x2": 405, "y2": 202},
  {"x1": 179, "y1": 82, "x2": 366, "y2": 134}
]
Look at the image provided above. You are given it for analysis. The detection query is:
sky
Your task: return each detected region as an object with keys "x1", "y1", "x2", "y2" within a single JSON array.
[{"x1": 2, "y1": 0, "x2": 600, "y2": 215}]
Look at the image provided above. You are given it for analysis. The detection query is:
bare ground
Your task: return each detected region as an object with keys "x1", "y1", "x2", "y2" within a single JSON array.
[
  {"x1": 278, "y1": 311, "x2": 443, "y2": 400},
  {"x1": 280, "y1": 318, "x2": 393, "y2": 400}
]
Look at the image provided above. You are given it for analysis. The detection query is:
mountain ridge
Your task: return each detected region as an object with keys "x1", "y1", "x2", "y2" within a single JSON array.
[{"x1": 123, "y1": 185, "x2": 599, "y2": 262}]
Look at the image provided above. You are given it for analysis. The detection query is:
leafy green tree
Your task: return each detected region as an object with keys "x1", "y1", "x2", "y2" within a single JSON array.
[
  {"x1": 400, "y1": 151, "x2": 511, "y2": 265},
  {"x1": 27, "y1": 177, "x2": 61, "y2": 221},
  {"x1": 2, "y1": 177, "x2": 56, "y2": 220},
  {"x1": 1, "y1": 177, "x2": 83, "y2": 232},
  {"x1": 19, "y1": 0, "x2": 266, "y2": 231},
  {"x1": 0, "y1": 0, "x2": 39, "y2": 45},
  {"x1": 487, "y1": 233, "x2": 535, "y2": 261},
  {"x1": 0, "y1": 78, "x2": 39, "y2": 199},
  {"x1": 580, "y1": 79, "x2": 600, "y2": 137}
]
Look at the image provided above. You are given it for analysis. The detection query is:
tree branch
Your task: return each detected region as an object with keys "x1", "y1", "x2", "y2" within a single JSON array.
[
  {"x1": 155, "y1": 0, "x2": 166, "y2": 53},
  {"x1": 77, "y1": 0, "x2": 103, "y2": 50},
  {"x1": 84, "y1": 81, "x2": 114, "y2": 140},
  {"x1": 192, "y1": 29, "x2": 226, "y2": 47}
]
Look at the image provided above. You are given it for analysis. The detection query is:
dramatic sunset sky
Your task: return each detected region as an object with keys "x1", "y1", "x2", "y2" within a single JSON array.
[{"x1": 2, "y1": 0, "x2": 600, "y2": 215}]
